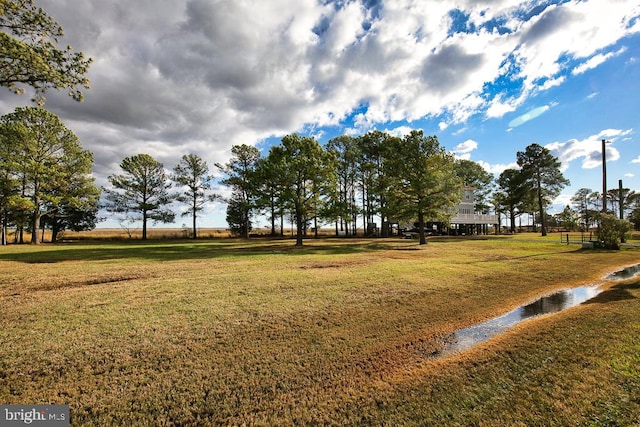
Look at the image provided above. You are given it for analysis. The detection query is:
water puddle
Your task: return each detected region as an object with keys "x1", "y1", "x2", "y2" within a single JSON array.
[
  {"x1": 606, "y1": 263, "x2": 640, "y2": 280},
  {"x1": 437, "y1": 263, "x2": 640, "y2": 358},
  {"x1": 439, "y1": 285, "x2": 602, "y2": 357}
]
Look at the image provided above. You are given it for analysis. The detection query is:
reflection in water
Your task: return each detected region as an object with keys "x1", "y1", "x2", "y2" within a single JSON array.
[
  {"x1": 606, "y1": 263, "x2": 640, "y2": 280},
  {"x1": 440, "y1": 286, "x2": 602, "y2": 357}
]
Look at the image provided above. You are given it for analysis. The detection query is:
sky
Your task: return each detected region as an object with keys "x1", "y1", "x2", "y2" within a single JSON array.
[{"x1": 1, "y1": 0, "x2": 639, "y2": 229}]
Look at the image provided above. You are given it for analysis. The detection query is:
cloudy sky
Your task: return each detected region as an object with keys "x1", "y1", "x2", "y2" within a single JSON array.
[{"x1": 2, "y1": 0, "x2": 639, "y2": 228}]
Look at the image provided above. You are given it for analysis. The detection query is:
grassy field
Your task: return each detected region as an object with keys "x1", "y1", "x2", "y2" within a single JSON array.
[{"x1": 0, "y1": 236, "x2": 639, "y2": 425}]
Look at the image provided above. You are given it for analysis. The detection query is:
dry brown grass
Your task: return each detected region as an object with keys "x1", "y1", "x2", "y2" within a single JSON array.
[
  {"x1": 23, "y1": 227, "x2": 344, "y2": 241},
  {"x1": 0, "y1": 237, "x2": 638, "y2": 425}
]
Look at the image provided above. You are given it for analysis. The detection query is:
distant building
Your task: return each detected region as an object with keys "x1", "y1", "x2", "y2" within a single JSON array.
[
  {"x1": 447, "y1": 187, "x2": 498, "y2": 235},
  {"x1": 401, "y1": 187, "x2": 498, "y2": 236},
  {"x1": 390, "y1": 187, "x2": 499, "y2": 237}
]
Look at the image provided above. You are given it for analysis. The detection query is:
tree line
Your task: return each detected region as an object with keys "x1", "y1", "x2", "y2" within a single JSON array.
[
  {"x1": 494, "y1": 160, "x2": 640, "y2": 237},
  {"x1": 0, "y1": 107, "x2": 481, "y2": 246},
  {"x1": 105, "y1": 130, "x2": 472, "y2": 246},
  {"x1": 3, "y1": 105, "x2": 638, "y2": 247}
]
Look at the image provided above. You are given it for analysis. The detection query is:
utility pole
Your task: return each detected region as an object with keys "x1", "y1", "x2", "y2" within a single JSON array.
[
  {"x1": 601, "y1": 139, "x2": 609, "y2": 213},
  {"x1": 619, "y1": 179, "x2": 626, "y2": 243},
  {"x1": 619, "y1": 179, "x2": 624, "y2": 220}
]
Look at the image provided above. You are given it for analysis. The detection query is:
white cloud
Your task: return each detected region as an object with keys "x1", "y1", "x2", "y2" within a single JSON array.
[
  {"x1": 595, "y1": 129, "x2": 634, "y2": 145},
  {"x1": 552, "y1": 193, "x2": 574, "y2": 209},
  {"x1": 539, "y1": 76, "x2": 566, "y2": 90},
  {"x1": 452, "y1": 127, "x2": 467, "y2": 136},
  {"x1": 486, "y1": 95, "x2": 517, "y2": 119},
  {"x1": 476, "y1": 160, "x2": 519, "y2": 175},
  {"x1": 510, "y1": 2, "x2": 639, "y2": 98},
  {"x1": 451, "y1": 138, "x2": 480, "y2": 160},
  {"x1": 632, "y1": 156, "x2": 640, "y2": 164},
  {"x1": 545, "y1": 129, "x2": 633, "y2": 171},
  {"x1": 453, "y1": 139, "x2": 478, "y2": 156},
  {"x1": 625, "y1": 173, "x2": 635, "y2": 178},
  {"x1": 385, "y1": 126, "x2": 415, "y2": 138},
  {"x1": 572, "y1": 48, "x2": 627, "y2": 75}
]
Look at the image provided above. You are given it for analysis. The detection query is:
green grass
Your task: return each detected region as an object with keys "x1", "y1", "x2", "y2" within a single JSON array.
[{"x1": 1, "y1": 236, "x2": 639, "y2": 425}]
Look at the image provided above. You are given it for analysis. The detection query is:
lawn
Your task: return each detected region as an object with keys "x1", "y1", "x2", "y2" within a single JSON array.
[{"x1": 0, "y1": 236, "x2": 639, "y2": 425}]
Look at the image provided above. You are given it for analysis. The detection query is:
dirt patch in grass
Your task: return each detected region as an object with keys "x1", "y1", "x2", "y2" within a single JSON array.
[{"x1": 0, "y1": 267, "x2": 158, "y2": 296}]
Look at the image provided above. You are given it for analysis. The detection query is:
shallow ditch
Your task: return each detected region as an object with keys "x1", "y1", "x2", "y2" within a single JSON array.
[{"x1": 436, "y1": 263, "x2": 640, "y2": 358}]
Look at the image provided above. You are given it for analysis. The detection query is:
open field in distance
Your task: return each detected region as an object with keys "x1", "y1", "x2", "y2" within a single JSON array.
[
  {"x1": 1, "y1": 236, "x2": 639, "y2": 425},
  {"x1": 10, "y1": 227, "x2": 640, "y2": 243}
]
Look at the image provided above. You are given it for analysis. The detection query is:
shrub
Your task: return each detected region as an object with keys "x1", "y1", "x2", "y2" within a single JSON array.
[{"x1": 596, "y1": 213, "x2": 631, "y2": 250}]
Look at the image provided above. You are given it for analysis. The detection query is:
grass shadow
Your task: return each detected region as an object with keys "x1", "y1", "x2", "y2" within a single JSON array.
[
  {"x1": 584, "y1": 280, "x2": 640, "y2": 304},
  {"x1": 0, "y1": 238, "x2": 394, "y2": 264}
]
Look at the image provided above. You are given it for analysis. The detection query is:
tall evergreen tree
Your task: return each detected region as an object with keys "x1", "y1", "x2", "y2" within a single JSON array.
[
  {"x1": 571, "y1": 188, "x2": 595, "y2": 231},
  {"x1": 225, "y1": 189, "x2": 252, "y2": 237},
  {"x1": 45, "y1": 160, "x2": 101, "y2": 242},
  {"x1": 360, "y1": 131, "x2": 401, "y2": 237},
  {"x1": 0, "y1": 107, "x2": 97, "y2": 244},
  {"x1": 356, "y1": 131, "x2": 395, "y2": 236},
  {"x1": 496, "y1": 168, "x2": 528, "y2": 233},
  {"x1": 104, "y1": 154, "x2": 175, "y2": 240},
  {"x1": 215, "y1": 145, "x2": 260, "y2": 238},
  {"x1": 172, "y1": 154, "x2": 216, "y2": 239},
  {"x1": 517, "y1": 143, "x2": 569, "y2": 236},
  {"x1": 270, "y1": 134, "x2": 336, "y2": 246},
  {"x1": 384, "y1": 131, "x2": 463, "y2": 245},
  {"x1": 0, "y1": 121, "x2": 18, "y2": 244},
  {"x1": 326, "y1": 135, "x2": 360, "y2": 236},
  {"x1": 254, "y1": 154, "x2": 287, "y2": 237},
  {"x1": 1, "y1": 0, "x2": 92, "y2": 104}
]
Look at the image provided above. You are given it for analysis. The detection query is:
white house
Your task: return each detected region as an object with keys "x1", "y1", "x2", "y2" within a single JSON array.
[{"x1": 447, "y1": 187, "x2": 498, "y2": 235}]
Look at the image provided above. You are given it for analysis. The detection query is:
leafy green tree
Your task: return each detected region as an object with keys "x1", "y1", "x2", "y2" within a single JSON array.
[
  {"x1": 254, "y1": 154, "x2": 287, "y2": 236},
  {"x1": 309, "y1": 153, "x2": 338, "y2": 239},
  {"x1": 172, "y1": 154, "x2": 216, "y2": 239},
  {"x1": 45, "y1": 161, "x2": 101, "y2": 242},
  {"x1": 454, "y1": 159, "x2": 494, "y2": 214},
  {"x1": 629, "y1": 206, "x2": 640, "y2": 231},
  {"x1": 626, "y1": 193, "x2": 640, "y2": 231},
  {"x1": 0, "y1": 121, "x2": 19, "y2": 244},
  {"x1": 1, "y1": 0, "x2": 92, "y2": 104},
  {"x1": 571, "y1": 188, "x2": 595, "y2": 231},
  {"x1": 356, "y1": 131, "x2": 396, "y2": 236},
  {"x1": 596, "y1": 213, "x2": 631, "y2": 250},
  {"x1": 225, "y1": 189, "x2": 252, "y2": 237},
  {"x1": 104, "y1": 154, "x2": 175, "y2": 240},
  {"x1": 1, "y1": 120, "x2": 35, "y2": 244},
  {"x1": 384, "y1": 131, "x2": 463, "y2": 245},
  {"x1": 605, "y1": 187, "x2": 636, "y2": 220},
  {"x1": 623, "y1": 191, "x2": 639, "y2": 218},
  {"x1": 216, "y1": 145, "x2": 261, "y2": 238},
  {"x1": 517, "y1": 143, "x2": 569, "y2": 236},
  {"x1": 326, "y1": 135, "x2": 360, "y2": 236},
  {"x1": 555, "y1": 205, "x2": 579, "y2": 231},
  {"x1": 0, "y1": 107, "x2": 96, "y2": 244},
  {"x1": 495, "y1": 168, "x2": 527, "y2": 233},
  {"x1": 270, "y1": 134, "x2": 337, "y2": 246},
  {"x1": 46, "y1": 202, "x2": 100, "y2": 242}
]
